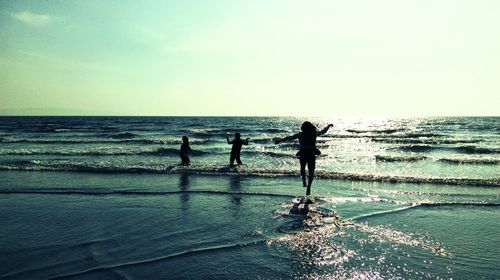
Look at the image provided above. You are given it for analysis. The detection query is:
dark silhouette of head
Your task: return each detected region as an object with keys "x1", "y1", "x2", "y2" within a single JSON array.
[
  {"x1": 182, "y1": 136, "x2": 189, "y2": 143},
  {"x1": 235, "y1": 132, "x2": 241, "y2": 139},
  {"x1": 301, "y1": 121, "x2": 317, "y2": 142},
  {"x1": 301, "y1": 121, "x2": 317, "y2": 134}
]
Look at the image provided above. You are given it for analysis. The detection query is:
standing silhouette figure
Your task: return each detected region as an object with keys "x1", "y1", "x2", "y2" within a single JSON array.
[
  {"x1": 275, "y1": 122, "x2": 333, "y2": 196},
  {"x1": 179, "y1": 136, "x2": 193, "y2": 165},
  {"x1": 226, "y1": 132, "x2": 249, "y2": 167}
]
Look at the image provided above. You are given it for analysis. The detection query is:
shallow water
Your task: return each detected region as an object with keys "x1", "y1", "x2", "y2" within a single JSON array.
[
  {"x1": 0, "y1": 116, "x2": 499, "y2": 279},
  {"x1": 0, "y1": 171, "x2": 499, "y2": 279},
  {"x1": 0, "y1": 116, "x2": 498, "y2": 185}
]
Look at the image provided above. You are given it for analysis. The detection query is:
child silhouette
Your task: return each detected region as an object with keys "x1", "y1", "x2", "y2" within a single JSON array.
[
  {"x1": 226, "y1": 132, "x2": 249, "y2": 167},
  {"x1": 275, "y1": 122, "x2": 333, "y2": 195},
  {"x1": 179, "y1": 136, "x2": 193, "y2": 165}
]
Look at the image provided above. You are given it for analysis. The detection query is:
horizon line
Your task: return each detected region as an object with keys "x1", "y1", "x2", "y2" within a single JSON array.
[{"x1": 0, "y1": 115, "x2": 498, "y2": 118}]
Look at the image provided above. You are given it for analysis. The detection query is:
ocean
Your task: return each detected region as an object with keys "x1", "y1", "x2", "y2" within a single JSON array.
[{"x1": 0, "y1": 116, "x2": 498, "y2": 279}]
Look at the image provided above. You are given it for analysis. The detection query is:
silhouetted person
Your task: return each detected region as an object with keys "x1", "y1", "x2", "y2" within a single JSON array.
[
  {"x1": 275, "y1": 122, "x2": 333, "y2": 196},
  {"x1": 180, "y1": 136, "x2": 193, "y2": 165},
  {"x1": 226, "y1": 132, "x2": 249, "y2": 167}
]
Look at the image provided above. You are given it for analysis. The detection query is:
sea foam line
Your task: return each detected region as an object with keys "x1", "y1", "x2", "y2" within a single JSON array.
[
  {"x1": 43, "y1": 239, "x2": 268, "y2": 280},
  {"x1": 0, "y1": 189, "x2": 295, "y2": 199},
  {"x1": 352, "y1": 202, "x2": 500, "y2": 221},
  {"x1": 0, "y1": 163, "x2": 499, "y2": 187}
]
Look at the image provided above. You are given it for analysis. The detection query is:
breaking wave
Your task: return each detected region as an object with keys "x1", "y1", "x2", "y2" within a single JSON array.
[
  {"x1": 372, "y1": 138, "x2": 481, "y2": 145},
  {"x1": 0, "y1": 161, "x2": 498, "y2": 187},
  {"x1": 375, "y1": 155, "x2": 498, "y2": 165},
  {"x1": 109, "y1": 132, "x2": 138, "y2": 139},
  {"x1": 455, "y1": 146, "x2": 499, "y2": 155},
  {"x1": 0, "y1": 148, "x2": 208, "y2": 157},
  {"x1": 375, "y1": 155, "x2": 428, "y2": 162},
  {"x1": 0, "y1": 138, "x2": 210, "y2": 145},
  {"x1": 396, "y1": 145, "x2": 499, "y2": 154},
  {"x1": 347, "y1": 129, "x2": 401, "y2": 134},
  {"x1": 438, "y1": 158, "x2": 499, "y2": 165}
]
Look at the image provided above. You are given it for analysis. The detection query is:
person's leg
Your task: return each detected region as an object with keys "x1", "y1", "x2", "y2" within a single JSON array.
[
  {"x1": 306, "y1": 156, "x2": 316, "y2": 195},
  {"x1": 180, "y1": 154, "x2": 189, "y2": 165},
  {"x1": 230, "y1": 154, "x2": 235, "y2": 167},
  {"x1": 300, "y1": 156, "x2": 307, "y2": 187},
  {"x1": 308, "y1": 157, "x2": 316, "y2": 186},
  {"x1": 236, "y1": 155, "x2": 242, "y2": 165}
]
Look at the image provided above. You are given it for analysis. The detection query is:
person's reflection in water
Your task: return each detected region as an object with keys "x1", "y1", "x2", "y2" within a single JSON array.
[
  {"x1": 179, "y1": 173, "x2": 190, "y2": 212},
  {"x1": 228, "y1": 176, "x2": 242, "y2": 214}
]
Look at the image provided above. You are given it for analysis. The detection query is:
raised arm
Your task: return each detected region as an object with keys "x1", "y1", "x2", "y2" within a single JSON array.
[
  {"x1": 243, "y1": 138, "x2": 250, "y2": 145},
  {"x1": 275, "y1": 133, "x2": 299, "y2": 144},
  {"x1": 226, "y1": 136, "x2": 233, "y2": 144},
  {"x1": 317, "y1": 124, "x2": 333, "y2": 136}
]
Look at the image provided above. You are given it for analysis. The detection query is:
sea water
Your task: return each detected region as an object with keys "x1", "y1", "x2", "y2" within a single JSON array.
[{"x1": 0, "y1": 116, "x2": 498, "y2": 279}]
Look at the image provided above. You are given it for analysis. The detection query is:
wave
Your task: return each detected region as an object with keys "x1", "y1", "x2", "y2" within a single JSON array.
[
  {"x1": 0, "y1": 138, "x2": 103, "y2": 144},
  {"x1": 323, "y1": 134, "x2": 370, "y2": 139},
  {"x1": 338, "y1": 132, "x2": 445, "y2": 140},
  {"x1": 0, "y1": 138, "x2": 210, "y2": 145},
  {"x1": 347, "y1": 129, "x2": 400, "y2": 134},
  {"x1": 145, "y1": 148, "x2": 180, "y2": 156},
  {"x1": 396, "y1": 144, "x2": 499, "y2": 155},
  {"x1": 256, "y1": 128, "x2": 289, "y2": 133},
  {"x1": 401, "y1": 133, "x2": 446, "y2": 138},
  {"x1": 0, "y1": 148, "x2": 293, "y2": 158},
  {"x1": 396, "y1": 145, "x2": 434, "y2": 152},
  {"x1": 1, "y1": 161, "x2": 498, "y2": 187},
  {"x1": 140, "y1": 138, "x2": 210, "y2": 145},
  {"x1": 353, "y1": 201, "x2": 500, "y2": 220},
  {"x1": 0, "y1": 147, "x2": 290, "y2": 157},
  {"x1": 0, "y1": 189, "x2": 295, "y2": 199},
  {"x1": 438, "y1": 158, "x2": 499, "y2": 165},
  {"x1": 376, "y1": 155, "x2": 498, "y2": 165},
  {"x1": 351, "y1": 206, "x2": 416, "y2": 220},
  {"x1": 372, "y1": 138, "x2": 481, "y2": 145},
  {"x1": 182, "y1": 128, "x2": 230, "y2": 138},
  {"x1": 375, "y1": 155, "x2": 428, "y2": 162},
  {"x1": 418, "y1": 202, "x2": 500, "y2": 207},
  {"x1": 243, "y1": 150, "x2": 296, "y2": 158},
  {"x1": 145, "y1": 148, "x2": 209, "y2": 156},
  {"x1": 108, "y1": 132, "x2": 138, "y2": 139},
  {"x1": 0, "y1": 124, "x2": 121, "y2": 134},
  {"x1": 455, "y1": 146, "x2": 499, "y2": 155},
  {"x1": 249, "y1": 137, "x2": 277, "y2": 144},
  {"x1": 0, "y1": 147, "x2": 209, "y2": 157},
  {"x1": 6, "y1": 238, "x2": 269, "y2": 280}
]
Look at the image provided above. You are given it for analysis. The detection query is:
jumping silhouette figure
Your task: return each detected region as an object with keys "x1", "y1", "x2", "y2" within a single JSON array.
[
  {"x1": 275, "y1": 122, "x2": 333, "y2": 196},
  {"x1": 226, "y1": 132, "x2": 249, "y2": 167},
  {"x1": 179, "y1": 136, "x2": 193, "y2": 165}
]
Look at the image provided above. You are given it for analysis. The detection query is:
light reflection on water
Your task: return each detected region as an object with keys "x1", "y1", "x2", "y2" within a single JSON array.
[
  {"x1": 269, "y1": 197, "x2": 456, "y2": 279},
  {"x1": 1, "y1": 116, "x2": 498, "y2": 182},
  {"x1": 0, "y1": 170, "x2": 498, "y2": 279}
]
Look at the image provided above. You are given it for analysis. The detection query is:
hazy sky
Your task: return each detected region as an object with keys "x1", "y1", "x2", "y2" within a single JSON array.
[{"x1": 1, "y1": 0, "x2": 499, "y2": 116}]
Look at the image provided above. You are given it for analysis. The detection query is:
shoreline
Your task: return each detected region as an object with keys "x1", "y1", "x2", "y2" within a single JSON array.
[{"x1": 1, "y1": 167, "x2": 498, "y2": 187}]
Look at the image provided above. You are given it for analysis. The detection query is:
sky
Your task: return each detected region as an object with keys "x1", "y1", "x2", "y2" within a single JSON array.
[{"x1": 0, "y1": 0, "x2": 499, "y2": 116}]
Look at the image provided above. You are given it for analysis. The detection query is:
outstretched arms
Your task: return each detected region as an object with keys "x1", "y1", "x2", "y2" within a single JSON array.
[
  {"x1": 227, "y1": 136, "x2": 250, "y2": 145},
  {"x1": 317, "y1": 124, "x2": 333, "y2": 136},
  {"x1": 274, "y1": 133, "x2": 299, "y2": 144}
]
